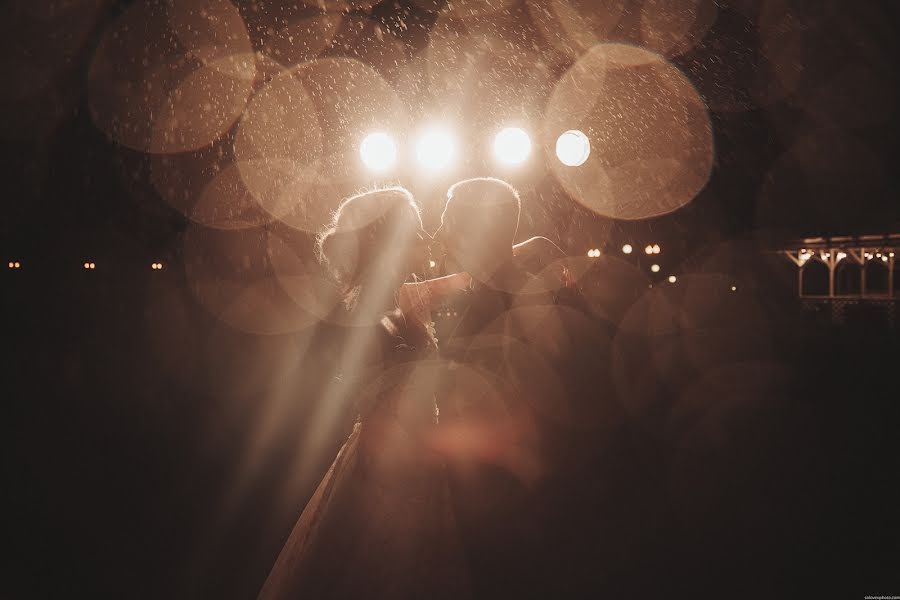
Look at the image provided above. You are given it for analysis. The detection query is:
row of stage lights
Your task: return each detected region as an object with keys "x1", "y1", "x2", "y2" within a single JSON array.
[{"x1": 359, "y1": 128, "x2": 591, "y2": 171}]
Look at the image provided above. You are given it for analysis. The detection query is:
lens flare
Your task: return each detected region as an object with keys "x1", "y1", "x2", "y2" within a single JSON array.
[
  {"x1": 416, "y1": 129, "x2": 455, "y2": 171},
  {"x1": 360, "y1": 132, "x2": 397, "y2": 171},
  {"x1": 493, "y1": 127, "x2": 531, "y2": 165},
  {"x1": 555, "y1": 130, "x2": 591, "y2": 167}
]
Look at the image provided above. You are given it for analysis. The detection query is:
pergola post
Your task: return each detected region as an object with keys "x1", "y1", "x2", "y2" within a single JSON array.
[{"x1": 889, "y1": 255, "x2": 895, "y2": 299}]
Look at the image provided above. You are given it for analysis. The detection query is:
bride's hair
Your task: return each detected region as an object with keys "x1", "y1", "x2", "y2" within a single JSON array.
[{"x1": 317, "y1": 186, "x2": 422, "y2": 309}]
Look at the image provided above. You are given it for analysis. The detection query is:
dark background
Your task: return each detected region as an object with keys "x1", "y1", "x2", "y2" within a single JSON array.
[{"x1": 3, "y1": 1, "x2": 899, "y2": 598}]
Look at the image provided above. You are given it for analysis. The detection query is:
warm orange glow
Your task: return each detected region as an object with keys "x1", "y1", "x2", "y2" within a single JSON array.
[
  {"x1": 90, "y1": 263, "x2": 96, "y2": 269},
  {"x1": 14, "y1": 262, "x2": 20, "y2": 268},
  {"x1": 645, "y1": 245, "x2": 653, "y2": 254},
  {"x1": 7, "y1": 262, "x2": 13, "y2": 269},
  {"x1": 622, "y1": 244, "x2": 633, "y2": 254},
  {"x1": 84, "y1": 262, "x2": 90, "y2": 269}
]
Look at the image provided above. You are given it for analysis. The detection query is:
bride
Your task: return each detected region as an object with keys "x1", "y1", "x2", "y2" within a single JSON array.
[{"x1": 257, "y1": 186, "x2": 471, "y2": 600}]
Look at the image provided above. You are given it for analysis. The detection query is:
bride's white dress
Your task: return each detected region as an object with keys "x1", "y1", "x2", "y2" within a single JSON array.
[{"x1": 258, "y1": 309, "x2": 471, "y2": 600}]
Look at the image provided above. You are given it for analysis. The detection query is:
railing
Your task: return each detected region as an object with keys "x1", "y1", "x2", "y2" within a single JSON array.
[{"x1": 800, "y1": 296, "x2": 898, "y2": 327}]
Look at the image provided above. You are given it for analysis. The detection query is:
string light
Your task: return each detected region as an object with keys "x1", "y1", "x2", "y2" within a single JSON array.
[
  {"x1": 650, "y1": 264, "x2": 660, "y2": 273},
  {"x1": 668, "y1": 275, "x2": 677, "y2": 283},
  {"x1": 622, "y1": 244, "x2": 633, "y2": 254},
  {"x1": 645, "y1": 245, "x2": 653, "y2": 255},
  {"x1": 652, "y1": 244, "x2": 661, "y2": 254}
]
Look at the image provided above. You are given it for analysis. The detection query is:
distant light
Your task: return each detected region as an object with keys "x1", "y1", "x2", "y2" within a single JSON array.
[
  {"x1": 429, "y1": 260, "x2": 436, "y2": 268},
  {"x1": 7, "y1": 261, "x2": 13, "y2": 269},
  {"x1": 890, "y1": 252, "x2": 895, "y2": 258},
  {"x1": 622, "y1": 244, "x2": 633, "y2": 254},
  {"x1": 493, "y1": 127, "x2": 531, "y2": 165},
  {"x1": 416, "y1": 129, "x2": 455, "y2": 171},
  {"x1": 668, "y1": 275, "x2": 677, "y2": 283},
  {"x1": 836, "y1": 252, "x2": 847, "y2": 261},
  {"x1": 152, "y1": 262, "x2": 164, "y2": 270},
  {"x1": 83, "y1": 262, "x2": 90, "y2": 269},
  {"x1": 14, "y1": 261, "x2": 20, "y2": 268},
  {"x1": 555, "y1": 130, "x2": 590, "y2": 167},
  {"x1": 650, "y1": 264, "x2": 660, "y2": 273},
  {"x1": 90, "y1": 262, "x2": 96, "y2": 269},
  {"x1": 882, "y1": 256, "x2": 888, "y2": 262},
  {"x1": 360, "y1": 132, "x2": 397, "y2": 171},
  {"x1": 645, "y1": 245, "x2": 653, "y2": 255},
  {"x1": 587, "y1": 248, "x2": 600, "y2": 258},
  {"x1": 731, "y1": 285, "x2": 737, "y2": 291},
  {"x1": 652, "y1": 244, "x2": 661, "y2": 254}
]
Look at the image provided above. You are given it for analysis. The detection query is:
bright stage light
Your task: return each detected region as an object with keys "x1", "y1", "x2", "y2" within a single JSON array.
[
  {"x1": 555, "y1": 130, "x2": 590, "y2": 167},
  {"x1": 360, "y1": 132, "x2": 397, "y2": 171},
  {"x1": 416, "y1": 129, "x2": 455, "y2": 171},
  {"x1": 493, "y1": 127, "x2": 531, "y2": 165}
]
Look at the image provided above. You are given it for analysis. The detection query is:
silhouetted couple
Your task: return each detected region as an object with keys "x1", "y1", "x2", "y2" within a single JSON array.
[{"x1": 258, "y1": 178, "x2": 601, "y2": 600}]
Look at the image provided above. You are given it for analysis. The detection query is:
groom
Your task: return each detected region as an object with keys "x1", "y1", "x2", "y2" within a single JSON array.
[{"x1": 431, "y1": 177, "x2": 598, "y2": 598}]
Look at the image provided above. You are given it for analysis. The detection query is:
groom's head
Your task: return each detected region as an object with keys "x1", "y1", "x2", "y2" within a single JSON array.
[{"x1": 436, "y1": 177, "x2": 520, "y2": 274}]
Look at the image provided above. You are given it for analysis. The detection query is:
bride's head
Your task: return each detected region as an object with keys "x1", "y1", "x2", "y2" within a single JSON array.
[{"x1": 317, "y1": 186, "x2": 429, "y2": 311}]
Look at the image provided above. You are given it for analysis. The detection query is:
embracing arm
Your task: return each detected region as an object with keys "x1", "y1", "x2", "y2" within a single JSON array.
[
  {"x1": 513, "y1": 236, "x2": 566, "y2": 265},
  {"x1": 399, "y1": 272, "x2": 473, "y2": 321}
]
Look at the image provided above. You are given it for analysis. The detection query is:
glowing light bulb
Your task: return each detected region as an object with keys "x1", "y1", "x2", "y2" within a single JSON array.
[
  {"x1": 650, "y1": 264, "x2": 660, "y2": 273},
  {"x1": 731, "y1": 285, "x2": 737, "y2": 291},
  {"x1": 416, "y1": 129, "x2": 455, "y2": 171},
  {"x1": 668, "y1": 275, "x2": 677, "y2": 283},
  {"x1": 555, "y1": 130, "x2": 590, "y2": 166},
  {"x1": 493, "y1": 127, "x2": 531, "y2": 165},
  {"x1": 653, "y1": 244, "x2": 661, "y2": 254},
  {"x1": 429, "y1": 260, "x2": 436, "y2": 268},
  {"x1": 360, "y1": 132, "x2": 397, "y2": 171},
  {"x1": 622, "y1": 244, "x2": 633, "y2": 254},
  {"x1": 645, "y1": 245, "x2": 653, "y2": 255}
]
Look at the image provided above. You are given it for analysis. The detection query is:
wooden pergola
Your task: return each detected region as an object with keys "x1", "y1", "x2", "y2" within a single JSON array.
[{"x1": 775, "y1": 233, "x2": 899, "y2": 325}]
